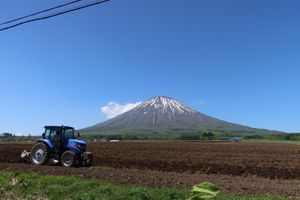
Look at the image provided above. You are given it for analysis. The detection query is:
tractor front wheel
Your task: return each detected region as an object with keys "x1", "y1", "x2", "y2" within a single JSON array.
[
  {"x1": 61, "y1": 151, "x2": 76, "y2": 167},
  {"x1": 31, "y1": 142, "x2": 49, "y2": 166}
]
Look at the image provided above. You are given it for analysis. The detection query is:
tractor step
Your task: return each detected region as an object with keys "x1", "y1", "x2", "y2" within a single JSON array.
[{"x1": 50, "y1": 158, "x2": 60, "y2": 164}]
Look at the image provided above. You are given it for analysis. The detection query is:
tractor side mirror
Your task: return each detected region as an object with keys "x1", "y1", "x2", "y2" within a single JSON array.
[
  {"x1": 77, "y1": 131, "x2": 80, "y2": 138},
  {"x1": 42, "y1": 133, "x2": 45, "y2": 139}
]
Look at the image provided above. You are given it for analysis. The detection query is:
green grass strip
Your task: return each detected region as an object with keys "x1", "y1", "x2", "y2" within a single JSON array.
[{"x1": 0, "y1": 170, "x2": 285, "y2": 200}]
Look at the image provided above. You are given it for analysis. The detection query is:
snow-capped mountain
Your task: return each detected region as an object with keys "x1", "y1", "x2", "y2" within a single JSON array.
[
  {"x1": 134, "y1": 96, "x2": 196, "y2": 116},
  {"x1": 81, "y1": 96, "x2": 281, "y2": 135}
]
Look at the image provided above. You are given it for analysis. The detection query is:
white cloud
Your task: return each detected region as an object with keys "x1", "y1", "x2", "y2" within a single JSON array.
[{"x1": 101, "y1": 101, "x2": 142, "y2": 119}]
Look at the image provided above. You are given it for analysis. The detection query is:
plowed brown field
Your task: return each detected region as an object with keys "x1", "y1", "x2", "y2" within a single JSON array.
[{"x1": 1, "y1": 141, "x2": 300, "y2": 197}]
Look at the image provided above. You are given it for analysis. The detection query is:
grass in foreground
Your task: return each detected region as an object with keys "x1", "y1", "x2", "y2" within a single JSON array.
[{"x1": 0, "y1": 171, "x2": 285, "y2": 200}]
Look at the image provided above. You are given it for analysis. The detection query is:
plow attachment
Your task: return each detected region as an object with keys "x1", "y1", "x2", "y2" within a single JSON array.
[{"x1": 20, "y1": 150, "x2": 31, "y2": 160}]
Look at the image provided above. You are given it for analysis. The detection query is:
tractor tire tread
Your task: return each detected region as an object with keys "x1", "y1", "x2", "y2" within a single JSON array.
[
  {"x1": 61, "y1": 151, "x2": 76, "y2": 167},
  {"x1": 30, "y1": 142, "x2": 49, "y2": 166}
]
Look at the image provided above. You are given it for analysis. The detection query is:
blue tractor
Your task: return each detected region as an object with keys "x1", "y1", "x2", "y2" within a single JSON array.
[{"x1": 30, "y1": 126, "x2": 93, "y2": 167}]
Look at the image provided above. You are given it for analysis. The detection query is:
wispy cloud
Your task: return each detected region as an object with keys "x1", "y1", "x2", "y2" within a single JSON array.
[
  {"x1": 101, "y1": 101, "x2": 142, "y2": 119},
  {"x1": 196, "y1": 100, "x2": 206, "y2": 105}
]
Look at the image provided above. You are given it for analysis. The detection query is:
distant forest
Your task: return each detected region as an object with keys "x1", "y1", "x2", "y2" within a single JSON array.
[{"x1": 1, "y1": 132, "x2": 300, "y2": 142}]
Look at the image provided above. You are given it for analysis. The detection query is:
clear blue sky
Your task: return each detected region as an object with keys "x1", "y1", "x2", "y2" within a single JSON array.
[{"x1": 0, "y1": 0, "x2": 300, "y2": 134}]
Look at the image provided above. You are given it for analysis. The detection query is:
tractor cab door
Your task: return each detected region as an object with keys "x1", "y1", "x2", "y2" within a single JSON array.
[{"x1": 45, "y1": 128, "x2": 62, "y2": 152}]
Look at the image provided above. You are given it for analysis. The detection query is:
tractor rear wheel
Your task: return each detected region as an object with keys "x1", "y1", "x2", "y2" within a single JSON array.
[
  {"x1": 31, "y1": 142, "x2": 49, "y2": 166},
  {"x1": 61, "y1": 151, "x2": 76, "y2": 167}
]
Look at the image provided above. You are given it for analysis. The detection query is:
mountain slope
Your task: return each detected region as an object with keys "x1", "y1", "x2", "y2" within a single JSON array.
[{"x1": 81, "y1": 96, "x2": 282, "y2": 135}]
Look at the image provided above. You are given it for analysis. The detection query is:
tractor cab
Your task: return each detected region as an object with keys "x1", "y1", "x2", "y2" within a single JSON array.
[
  {"x1": 28, "y1": 125, "x2": 93, "y2": 167},
  {"x1": 43, "y1": 126, "x2": 79, "y2": 140},
  {"x1": 42, "y1": 126, "x2": 86, "y2": 155}
]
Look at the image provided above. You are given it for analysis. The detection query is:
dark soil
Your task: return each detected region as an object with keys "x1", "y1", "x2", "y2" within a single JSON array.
[{"x1": 1, "y1": 141, "x2": 300, "y2": 198}]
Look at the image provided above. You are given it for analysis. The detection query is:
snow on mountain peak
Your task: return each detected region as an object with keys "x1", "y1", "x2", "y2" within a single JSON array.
[{"x1": 133, "y1": 96, "x2": 196, "y2": 114}]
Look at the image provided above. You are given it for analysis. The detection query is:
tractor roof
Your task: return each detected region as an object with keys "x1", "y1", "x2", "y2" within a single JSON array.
[{"x1": 44, "y1": 126, "x2": 74, "y2": 130}]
